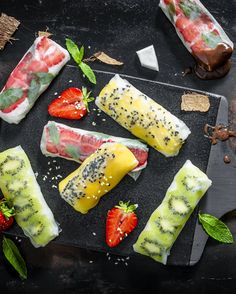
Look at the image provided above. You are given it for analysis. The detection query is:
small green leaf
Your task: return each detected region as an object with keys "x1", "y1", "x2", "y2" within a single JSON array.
[
  {"x1": 34, "y1": 72, "x2": 54, "y2": 85},
  {"x1": 79, "y1": 45, "x2": 85, "y2": 63},
  {"x1": 66, "y1": 38, "x2": 82, "y2": 64},
  {"x1": 2, "y1": 237, "x2": 27, "y2": 280},
  {"x1": 199, "y1": 213, "x2": 234, "y2": 243},
  {"x1": 28, "y1": 79, "x2": 40, "y2": 105},
  {"x1": 0, "y1": 88, "x2": 23, "y2": 110},
  {"x1": 48, "y1": 122, "x2": 60, "y2": 145},
  {"x1": 179, "y1": 0, "x2": 201, "y2": 19},
  {"x1": 82, "y1": 86, "x2": 94, "y2": 112},
  {"x1": 79, "y1": 62, "x2": 96, "y2": 84},
  {"x1": 0, "y1": 201, "x2": 15, "y2": 219},
  {"x1": 168, "y1": 2, "x2": 175, "y2": 21},
  {"x1": 202, "y1": 32, "x2": 222, "y2": 49},
  {"x1": 65, "y1": 144, "x2": 80, "y2": 159}
]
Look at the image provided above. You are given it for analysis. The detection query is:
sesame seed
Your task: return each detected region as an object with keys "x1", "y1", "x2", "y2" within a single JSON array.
[
  {"x1": 69, "y1": 80, "x2": 73, "y2": 83},
  {"x1": 92, "y1": 122, "x2": 96, "y2": 126}
]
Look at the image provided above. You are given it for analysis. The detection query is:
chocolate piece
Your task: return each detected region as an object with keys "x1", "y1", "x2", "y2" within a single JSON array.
[{"x1": 223, "y1": 155, "x2": 231, "y2": 164}]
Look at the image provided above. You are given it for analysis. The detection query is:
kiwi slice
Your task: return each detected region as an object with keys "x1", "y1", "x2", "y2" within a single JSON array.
[
  {"x1": 155, "y1": 216, "x2": 179, "y2": 235},
  {"x1": 140, "y1": 238, "x2": 165, "y2": 257},
  {"x1": 0, "y1": 155, "x2": 25, "y2": 176},
  {"x1": 168, "y1": 195, "x2": 191, "y2": 216},
  {"x1": 181, "y1": 175, "x2": 199, "y2": 192}
]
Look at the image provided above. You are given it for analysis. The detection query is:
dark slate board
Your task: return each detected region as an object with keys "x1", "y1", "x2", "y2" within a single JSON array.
[{"x1": 0, "y1": 66, "x2": 221, "y2": 265}]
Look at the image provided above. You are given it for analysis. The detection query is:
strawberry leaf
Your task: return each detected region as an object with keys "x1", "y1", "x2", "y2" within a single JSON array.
[
  {"x1": 0, "y1": 201, "x2": 15, "y2": 219},
  {"x1": 0, "y1": 88, "x2": 23, "y2": 110},
  {"x1": 2, "y1": 237, "x2": 27, "y2": 280},
  {"x1": 82, "y1": 86, "x2": 94, "y2": 112},
  {"x1": 79, "y1": 62, "x2": 96, "y2": 84}
]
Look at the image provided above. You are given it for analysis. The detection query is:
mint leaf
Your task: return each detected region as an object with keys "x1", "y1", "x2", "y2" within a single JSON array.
[
  {"x1": 199, "y1": 213, "x2": 234, "y2": 243},
  {"x1": 48, "y1": 122, "x2": 60, "y2": 145},
  {"x1": 168, "y1": 2, "x2": 175, "y2": 21},
  {"x1": 202, "y1": 32, "x2": 222, "y2": 49},
  {"x1": 79, "y1": 62, "x2": 96, "y2": 84},
  {"x1": 79, "y1": 45, "x2": 84, "y2": 62},
  {"x1": 0, "y1": 88, "x2": 23, "y2": 110},
  {"x1": 34, "y1": 72, "x2": 54, "y2": 85},
  {"x1": 179, "y1": 0, "x2": 201, "y2": 19},
  {"x1": 66, "y1": 38, "x2": 83, "y2": 64},
  {"x1": 2, "y1": 237, "x2": 27, "y2": 280},
  {"x1": 65, "y1": 144, "x2": 80, "y2": 159},
  {"x1": 28, "y1": 79, "x2": 40, "y2": 105}
]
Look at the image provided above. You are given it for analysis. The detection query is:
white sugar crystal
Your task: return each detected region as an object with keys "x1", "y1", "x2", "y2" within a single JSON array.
[{"x1": 136, "y1": 45, "x2": 159, "y2": 71}]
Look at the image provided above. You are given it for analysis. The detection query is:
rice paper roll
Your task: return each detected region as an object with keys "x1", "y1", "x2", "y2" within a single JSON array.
[
  {"x1": 59, "y1": 142, "x2": 138, "y2": 214},
  {"x1": 40, "y1": 121, "x2": 149, "y2": 180},
  {"x1": 133, "y1": 160, "x2": 212, "y2": 264},
  {"x1": 0, "y1": 146, "x2": 60, "y2": 247},
  {"x1": 96, "y1": 74, "x2": 191, "y2": 157},
  {"x1": 159, "y1": 0, "x2": 233, "y2": 73},
  {"x1": 0, "y1": 36, "x2": 70, "y2": 124}
]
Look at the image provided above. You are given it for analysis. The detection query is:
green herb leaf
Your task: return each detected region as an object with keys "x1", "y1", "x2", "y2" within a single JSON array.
[
  {"x1": 28, "y1": 79, "x2": 40, "y2": 105},
  {"x1": 179, "y1": 0, "x2": 201, "y2": 19},
  {"x1": 79, "y1": 45, "x2": 84, "y2": 63},
  {"x1": 79, "y1": 62, "x2": 96, "y2": 84},
  {"x1": 66, "y1": 38, "x2": 83, "y2": 64},
  {"x1": 82, "y1": 86, "x2": 94, "y2": 112},
  {"x1": 202, "y1": 32, "x2": 222, "y2": 49},
  {"x1": 65, "y1": 144, "x2": 80, "y2": 159},
  {"x1": 34, "y1": 72, "x2": 54, "y2": 85},
  {"x1": 198, "y1": 213, "x2": 234, "y2": 243},
  {"x1": 2, "y1": 237, "x2": 27, "y2": 280},
  {"x1": 0, "y1": 88, "x2": 23, "y2": 110},
  {"x1": 168, "y1": 2, "x2": 176, "y2": 21},
  {"x1": 48, "y1": 122, "x2": 60, "y2": 145}
]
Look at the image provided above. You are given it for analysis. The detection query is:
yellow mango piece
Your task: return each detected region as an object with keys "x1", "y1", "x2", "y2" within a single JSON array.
[
  {"x1": 59, "y1": 143, "x2": 138, "y2": 214},
  {"x1": 96, "y1": 74, "x2": 191, "y2": 157}
]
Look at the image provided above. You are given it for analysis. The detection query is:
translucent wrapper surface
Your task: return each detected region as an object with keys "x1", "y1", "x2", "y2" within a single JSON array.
[
  {"x1": 133, "y1": 160, "x2": 212, "y2": 264},
  {"x1": 40, "y1": 121, "x2": 149, "y2": 180},
  {"x1": 159, "y1": 0, "x2": 233, "y2": 71},
  {"x1": 0, "y1": 36, "x2": 70, "y2": 124},
  {"x1": 0, "y1": 146, "x2": 60, "y2": 247},
  {"x1": 59, "y1": 143, "x2": 138, "y2": 214},
  {"x1": 96, "y1": 74, "x2": 191, "y2": 157}
]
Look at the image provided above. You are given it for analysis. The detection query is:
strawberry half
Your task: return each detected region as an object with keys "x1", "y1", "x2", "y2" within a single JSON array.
[
  {"x1": 106, "y1": 201, "x2": 138, "y2": 248},
  {"x1": 0, "y1": 200, "x2": 15, "y2": 232},
  {"x1": 48, "y1": 87, "x2": 94, "y2": 120}
]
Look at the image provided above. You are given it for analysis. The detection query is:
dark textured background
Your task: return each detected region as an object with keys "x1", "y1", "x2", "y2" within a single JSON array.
[{"x1": 0, "y1": 0, "x2": 236, "y2": 293}]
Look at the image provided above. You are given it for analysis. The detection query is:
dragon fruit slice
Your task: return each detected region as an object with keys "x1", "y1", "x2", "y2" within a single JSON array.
[
  {"x1": 96, "y1": 74, "x2": 191, "y2": 157},
  {"x1": 40, "y1": 121, "x2": 149, "y2": 180},
  {"x1": 0, "y1": 36, "x2": 70, "y2": 124}
]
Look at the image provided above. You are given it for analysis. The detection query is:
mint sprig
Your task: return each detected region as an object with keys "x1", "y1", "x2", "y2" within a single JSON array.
[
  {"x1": 66, "y1": 38, "x2": 96, "y2": 84},
  {"x1": 2, "y1": 237, "x2": 27, "y2": 280},
  {"x1": 198, "y1": 213, "x2": 234, "y2": 244}
]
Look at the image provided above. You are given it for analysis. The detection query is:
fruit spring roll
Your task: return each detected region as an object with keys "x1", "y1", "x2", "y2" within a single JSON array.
[
  {"x1": 133, "y1": 160, "x2": 212, "y2": 264},
  {"x1": 96, "y1": 74, "x2": 191, "y2": 157},
  {"x1": 159, "y1": 0, "x2": 234, "y2": 78},
  {"x1": 0, "y1": 146, "x2": 60, "y2": 247},
  {"x1": 0, "y1": 36, "x2": 70, "y2": 124},
  {"x1": 59, "y1": 143, "x2": 138, "y2": 214},
  {"x1": 40, "y1": 121, "x2": 149, "y2": 180}
]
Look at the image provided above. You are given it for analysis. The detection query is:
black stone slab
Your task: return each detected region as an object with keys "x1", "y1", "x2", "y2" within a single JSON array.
[{"x1": 0, "y1": 66, "x2": 222, "y2": 265}]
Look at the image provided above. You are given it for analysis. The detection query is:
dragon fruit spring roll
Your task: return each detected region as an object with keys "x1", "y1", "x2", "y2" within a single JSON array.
[
  {"x1": 0, "y1": 36, "x2": 70, "y2": 124},
  {"x1": 159, "y1": 0, "x2": 234, "y2": 79},
  {"x1": 40, "y1": 121, "x2": 149, "y2": 180}
]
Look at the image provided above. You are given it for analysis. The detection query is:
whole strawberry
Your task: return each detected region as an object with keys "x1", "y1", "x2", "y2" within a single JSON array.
[
  {"x1": 106, "y1": 201, "x2": 138, "y2": 247},
  {"x1": 0, "y1": 200, "x2": 15, "y2": 232}
]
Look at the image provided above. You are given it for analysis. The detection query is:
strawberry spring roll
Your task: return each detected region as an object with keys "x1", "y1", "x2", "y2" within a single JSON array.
[
  {"x1": 40, "y1": 121, "x2": 149, "y2": 180},
  {"x1": 0, "y1": 36, "x2": 70, "y2": 124},
  {"x1": 159, "y1": 0, "x2": 234, "y2": 79}
]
